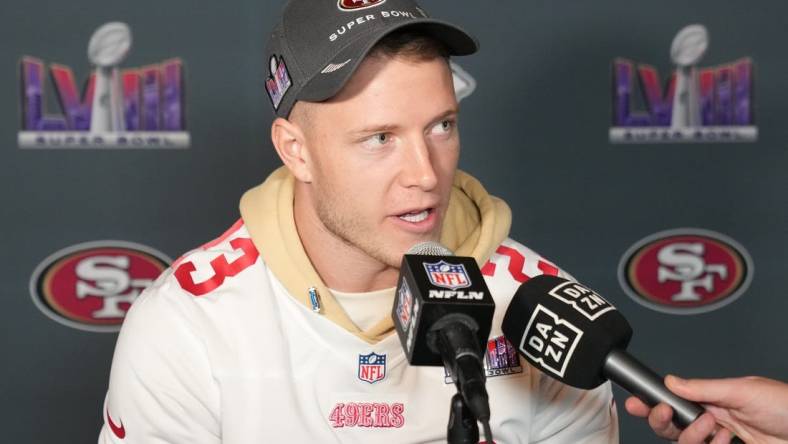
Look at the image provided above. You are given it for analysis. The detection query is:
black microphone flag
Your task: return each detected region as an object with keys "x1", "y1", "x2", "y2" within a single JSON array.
[
  {"x1": 502, "y1": 275, "x2": 745, "y2": 444},
  {"x1": 502, "y1": 274, "x2": 632, "y2": 389},
  {"x1": 392, "y1": 244, "x2": 495, "y2": 366}
]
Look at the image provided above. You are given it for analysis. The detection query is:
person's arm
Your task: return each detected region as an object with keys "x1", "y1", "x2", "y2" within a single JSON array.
[
  {"x1": 98, "y1": 273, "x2": 221, "y2": 444},
  {"x1": 625, "y1": 374, "x2": 788, "y2": 444}
]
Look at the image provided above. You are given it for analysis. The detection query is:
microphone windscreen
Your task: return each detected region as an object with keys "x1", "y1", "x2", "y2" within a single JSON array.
[
  {"x1": 502, "y1": 275, "x2": 633, "y2": 389},
  {"x1": 407, "y1": 241, "x2": 455, "y2": 256}
]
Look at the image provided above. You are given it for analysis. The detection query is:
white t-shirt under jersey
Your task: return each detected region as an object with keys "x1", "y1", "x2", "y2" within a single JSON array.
[{"x1": 331, "y1": 287, "x2": 396, "y2": 331}]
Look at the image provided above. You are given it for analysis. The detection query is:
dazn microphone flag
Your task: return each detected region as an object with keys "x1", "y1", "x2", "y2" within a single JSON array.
[
  {"x1": 502, "y1": 275, "x2": 746, "y2": 443},
  {"x1": 502, "y1": 274, "x2": 633, "y2": 389}
]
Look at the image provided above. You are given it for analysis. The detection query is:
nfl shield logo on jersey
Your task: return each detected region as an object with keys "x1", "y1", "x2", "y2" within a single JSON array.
[
  {"x1": 358, "y1": 352, "x2": 386, "y2": 384},
  {"x1": 424, "y1": 260, "x2": 471, "y2": 290}
]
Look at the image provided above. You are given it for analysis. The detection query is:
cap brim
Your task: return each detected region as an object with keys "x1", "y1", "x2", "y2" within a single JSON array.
[{"x1": 297, "y1": 19, "x2": 478, "y2": 103}]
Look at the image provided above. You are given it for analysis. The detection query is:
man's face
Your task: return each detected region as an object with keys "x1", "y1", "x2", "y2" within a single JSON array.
[{"x1": 297, "y1": 54, "x2": 460, "y2": 268}]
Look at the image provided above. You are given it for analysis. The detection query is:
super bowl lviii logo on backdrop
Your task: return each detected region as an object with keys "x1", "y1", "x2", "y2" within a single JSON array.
[
  {"x1": 30, "y1": 241, "x2": 171, "y2": 332},
  {"x1": 18, "y1": 22, "x2": 189, "y2": 149},
  {"x1": 610, "y1": 24, "x2": 756, "y2": 144},
  {"x1": 618, "y1": 229, "x2": 753, "y2": 314}
]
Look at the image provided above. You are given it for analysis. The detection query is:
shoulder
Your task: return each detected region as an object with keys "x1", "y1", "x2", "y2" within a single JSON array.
[
  {"x1": 110, "y1": 218, "x2": 269, "y2": 387},
  {"x1": 483, "y1": 237, "x2": 574, "y2": 336},
  {"x1": 169, "y1": 218, "x2": 263, "y2": 297},
  {"x1": 482, "y1": 237, "x2": 573, "y2": 289},
  {"x1": 123, "y1": 218, "x2": 266, "y2": 334}
]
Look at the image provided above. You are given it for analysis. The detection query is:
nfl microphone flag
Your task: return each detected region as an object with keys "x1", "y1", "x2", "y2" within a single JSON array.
[{"x1": 393, "y1": 252, "x2": 494, "y2": 366}]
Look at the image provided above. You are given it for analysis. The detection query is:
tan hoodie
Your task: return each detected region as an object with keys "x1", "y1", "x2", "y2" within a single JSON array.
[{"x1": 239, "y1": 166, "x2": 511, "y2": 344}]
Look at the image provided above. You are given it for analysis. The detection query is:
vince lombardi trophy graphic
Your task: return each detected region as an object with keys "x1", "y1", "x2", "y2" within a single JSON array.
[
  {"x1": 670, "y1": 24, "x2": 709, "y2": 128},
  {"x1": 88, "y1": 22, "x2": 131, "y2": 132}
]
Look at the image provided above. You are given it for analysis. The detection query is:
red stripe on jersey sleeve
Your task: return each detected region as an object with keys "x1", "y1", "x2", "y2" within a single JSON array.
[
  {"x1": 495, "y1": 245, "x2": 531, "y2": 283},
  {"x1": 480, "y1": 244, "x2": 561, "y2": 284},
  {"x1": 481, "y1": 260, "x2": 496, "y2": 277},
  {"x1": 537, "y1": 260, "x2": 559, "y2": 276},
  {"x1": 172, "y1": 218, "x2": 245, "y2": 268}
]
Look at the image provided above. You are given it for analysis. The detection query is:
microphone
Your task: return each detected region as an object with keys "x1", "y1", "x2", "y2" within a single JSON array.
[
  {"x1": 391, "y1": 242, "x2": 495, "y2": 427},
  {"x1": 502, "y1": 275, "x2": 745, "y2": 443}
]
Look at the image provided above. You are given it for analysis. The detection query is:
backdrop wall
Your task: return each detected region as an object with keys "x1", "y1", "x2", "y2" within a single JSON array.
[{"x1": 2, "y1": 0, "x2": 785, "y2": 442}]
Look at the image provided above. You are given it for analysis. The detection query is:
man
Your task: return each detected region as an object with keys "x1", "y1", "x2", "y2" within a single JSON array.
[
  {"x1": 627, "y1": 375, "x2": 788, "y2": 444},
  {"x1": 98, "y1": 0, "x2": 618, "y2": 442}
]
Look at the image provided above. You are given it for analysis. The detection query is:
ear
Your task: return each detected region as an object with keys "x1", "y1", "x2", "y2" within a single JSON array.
[{"x1": 271, "y1": 117, "x2": 312, "y2": 182}]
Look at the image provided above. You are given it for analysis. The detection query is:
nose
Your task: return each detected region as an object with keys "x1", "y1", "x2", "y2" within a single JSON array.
[{"x1": 399, "y1": 136, "x2": 438, "y2": 191}]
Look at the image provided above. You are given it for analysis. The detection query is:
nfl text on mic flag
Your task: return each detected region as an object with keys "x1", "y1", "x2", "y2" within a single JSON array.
[
  {"x1": 391, "y1": 241, "x2": 495, "y2": 426},
  {"x1": 501, "y1": 275, "x2": 745, "y2": 444}
]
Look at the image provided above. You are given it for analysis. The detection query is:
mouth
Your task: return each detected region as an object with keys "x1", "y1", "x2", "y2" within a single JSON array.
[
  {"x1": 397, "y1": 209, "x2": 431, "y2": 223},
  {"x1": 391, "y1": 207, "x2": 438, "y2": 233}
]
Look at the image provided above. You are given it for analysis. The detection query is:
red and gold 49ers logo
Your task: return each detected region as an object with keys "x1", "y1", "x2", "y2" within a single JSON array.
[
  {"x1": 618, "y1": 229, "x2": 753, "y2": 314},
  {"x1": 338, "y1": 0, "x2": 386, "y2": 11},
  {"x1": 30, "y1": 241, "x2": 170, "y2": 332}
]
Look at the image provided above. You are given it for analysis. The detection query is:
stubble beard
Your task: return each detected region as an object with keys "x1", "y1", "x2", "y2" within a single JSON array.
[{"x1": 313, "y1": 189, "x2": 404, "y2": 269}]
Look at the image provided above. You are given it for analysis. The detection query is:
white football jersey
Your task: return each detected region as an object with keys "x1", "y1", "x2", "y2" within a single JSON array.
[{"x1": 98, "y1": 220, "x2": 618, "y2": 443}]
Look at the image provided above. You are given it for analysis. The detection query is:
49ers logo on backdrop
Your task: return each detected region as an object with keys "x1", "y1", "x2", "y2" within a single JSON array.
[
  {"x1": 338, "y1": 0, "x2": 386, "y2": 11},
  {"x1": 618, "y1": 229, "x2": 753, "y2": 314},
  {"x1": 29, "y1": 241, "x2": 170, "y2": 332}
]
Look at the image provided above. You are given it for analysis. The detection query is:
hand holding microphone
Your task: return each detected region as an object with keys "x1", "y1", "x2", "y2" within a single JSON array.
[
  {"x1": 501, "y1": 274, "x2": 745, "y2": 444},
  {"x1": 626, "y1": 375, "x2": 788, "y2": 444}
]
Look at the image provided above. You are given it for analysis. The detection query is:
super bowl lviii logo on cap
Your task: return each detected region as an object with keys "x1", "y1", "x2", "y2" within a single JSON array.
[
  {"x1": 610, "y1": 24, "x2": 756, "y2": 144},
  {"x1": 618, "y1": 228, "x2": 753, "y2": 314},
  {"x1": 30, "y1": 240, "x2": 171, "y2": 332},
  {"x1": 265, "y1": 55, "x2": 292, "y2": 111},
  {"x1": 18, "y1": 22, "x2": 189, "y2": 149}
]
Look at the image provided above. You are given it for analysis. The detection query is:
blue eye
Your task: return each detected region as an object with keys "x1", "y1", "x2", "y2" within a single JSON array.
[
  {"x1": 361, "y1": 132, "x2": 391, "y2": 151},
  {"x1": 431, "y1": 119, "x2": 454, "y2": 135}
]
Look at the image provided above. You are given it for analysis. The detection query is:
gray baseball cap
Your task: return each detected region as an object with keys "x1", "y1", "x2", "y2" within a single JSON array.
[{"x1": 264, "y1": 0, "x2": 478, "y2": 117}]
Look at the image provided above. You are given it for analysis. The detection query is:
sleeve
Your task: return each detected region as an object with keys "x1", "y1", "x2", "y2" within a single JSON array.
[
  {"x1": 97, "y1": 272, "x2": 221, "y2": 444},
  {"x1": 528, "y1": 374, "x2": 619, "y2": 444}
]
